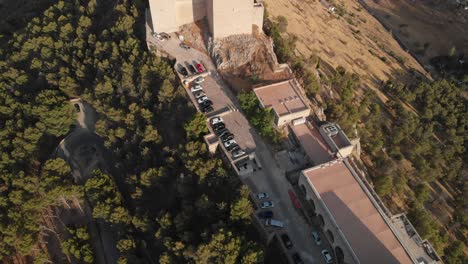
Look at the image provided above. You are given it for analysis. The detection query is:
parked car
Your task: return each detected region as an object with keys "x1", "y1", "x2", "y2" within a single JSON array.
[
  {"x1": 210, "y1": 116, "x2": 223, "y2": 125},
  {"x1": 264, "y1": 218, "x2": 283, "y2": 227},
  {"x1": 281, "y1": 234, "x2": 293, "y2": 249},
  {"x1": 188, "y1": 64, "x2": 197, "y2": 75},
  {"x1": 200, "y1": 99, "x2": 212, "y2": 107},
  {"x1": 194, "y1": 76, "x2": 205, "y2": 84},
  {"x1": 213, "y1": 123, "x2": 226, "y2": 131},
  {"x1": 213, "y1": 121, "x2": 225, "y2": 129},
  {"x1": 197, "y1": 96, "x2": 209, "y2": 104},
  {"x1": 158, "y1": 32, "x2": 170, "y2": 39},
  {"x1": 223, "y1": 139, "x2": 237, "y2": 148},
  {"x1": 256, "y1": 193, "x2": 269, "y2": 199},
  {"x1": 194, "y1": 91, "x2": 206, "y2": 99},
  {"x1": 190, "y1": 85, "x2": 203, "y2": 92},
  {"x1": 312, "y1": 231, "x2": 322, "y2": 246},
  {"x1": 291, "y1": 253, "x2": 304, "y2": 264},
  {"x1": 321, "y1": 250, "x2": 333, "y2": 264},
  {"x1": 196, "y1": 63, "x2": 205, "y2": 73},
  {"x1": 231, "y1": 149, "x2": 245, "y2": 158},
  {"x1": 260, "y1": 201, "x2": 274, "y2": 209},
  {"x1": 153, "y1": 32, "x2": 170, "y2": 41},
  {"x1": 228, "y1": 144, "x2": 240, "y2": 152},
  {"x1": 216, "y1": 128, "x2": 229, "y2": 136},
  {"x1": 178, "y1": 66, "x2": 188, "y2": 77},
  {"x1": 221, "y1": 133, "x2": 234, "y2": 142},
  {"x1": 180, "y1": 43, "x2": 190, "y2": 50},
  {"x1": 257, "y1": 210, "x2": 273, "y2": 219},
  {"x1": 201, "y1": 105, "x2": 213, "y2": 113},
  {"x1": 220, "y1": 131, "x2": 233, "y2": 139}
]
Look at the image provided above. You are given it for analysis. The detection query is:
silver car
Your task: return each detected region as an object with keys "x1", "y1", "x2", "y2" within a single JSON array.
[
  {"x1": 260, "y1": 201, "x2": 274, "y2": 209},
  {"x1": 223, "y1": 139, "x2": 237, "y2": 148},
  {"x1": 321, "y1": 250, "x2": 333, "y2": 264},
  {"x1": 194, "y1": 76, "x2": 205, "y2": 84},
  {"x1": 190, "y1": 85, "x2": 203, "y2": 92},
  {"x1": 312, "y1": 231, "x2": 322, "y2": 246},
  {"x1": 231, "y1": 149, "x2": 246, "y2": 159}
]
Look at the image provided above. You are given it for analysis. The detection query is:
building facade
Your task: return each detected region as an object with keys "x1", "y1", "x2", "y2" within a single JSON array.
[{"x1": 148, "y1": 0, "x2": 264, "y2": 39}]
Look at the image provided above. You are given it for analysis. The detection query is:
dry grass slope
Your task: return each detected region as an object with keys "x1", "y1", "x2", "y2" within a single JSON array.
[{"x1": 263, "y1": 0, "x2": 430, "y2": 93}]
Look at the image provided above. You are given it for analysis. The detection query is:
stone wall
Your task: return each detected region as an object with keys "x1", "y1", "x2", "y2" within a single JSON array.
[
  {"x1": 175, "y1": 0, "x2": 207, "y2": 27},
  {"x1": 150, "y1": 0, "x2": 264, "y2": 39},
  {"x1": 276, "y1": 108, "x2": 311, "y2": 127}
]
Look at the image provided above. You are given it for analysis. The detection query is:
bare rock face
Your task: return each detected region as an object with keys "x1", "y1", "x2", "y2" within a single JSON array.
[{"x1": 209, "y1": 33, "x2": 280, "y2": 76}]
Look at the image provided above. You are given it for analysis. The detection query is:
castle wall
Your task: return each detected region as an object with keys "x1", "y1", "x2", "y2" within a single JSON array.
[
  {"x1": 149, "y1": 0, "x2": 264, "y2": 39},
  {"x1": 149, "y1": 0, "x2": 178, "y2": 33},
  {"x1": 175, "y1": 0, "x2": 207, "y2": 27}
]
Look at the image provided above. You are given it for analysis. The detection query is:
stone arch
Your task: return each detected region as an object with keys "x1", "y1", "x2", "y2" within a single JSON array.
[
  {"x1": 308, "y1": 198, "x2": 316, "y2": 211},
  {"x1": 335, "y1": 246, "x2": 345, "y2": 264},
  {"x1": 318, "y1": 214, "x2": 325, "y2": 227},
  {"x1": 300, "y1": 184, "x2": 307, "y2": 195},
  {"x1": 326, "y1": 229, "x2": 335, "y2": 243}
]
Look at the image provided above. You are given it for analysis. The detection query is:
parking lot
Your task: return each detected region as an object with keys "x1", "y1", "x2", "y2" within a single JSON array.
[{"x1": 147, "y1": 28, "x2": 330, "y2": 263}]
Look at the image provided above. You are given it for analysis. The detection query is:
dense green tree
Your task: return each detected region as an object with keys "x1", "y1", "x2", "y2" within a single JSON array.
[
  {"x1": 444, "y1": 241, "x2": 466, "y2": 264},
  {"x1": 184, "y1": 113, "x2": 208, "y2": 140},
  {"x1": 193, "y1": 230, "x2": 242, "y2": 264},
  {"x1": 62, "y1": 226, "x2": 94, "y2": 263},
  {"x1": 238, "y1": 92, "x2": 283, "y2": 144}
]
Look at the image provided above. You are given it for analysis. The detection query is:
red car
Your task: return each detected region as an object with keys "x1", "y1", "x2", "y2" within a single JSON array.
[{"x1": 196, "y1": 63, "x2": 205, "y2": 73}]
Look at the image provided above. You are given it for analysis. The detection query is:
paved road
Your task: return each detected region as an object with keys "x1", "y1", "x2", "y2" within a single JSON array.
[{"x1": 148, "y1": 29, "x2": 329, "y2": 263}]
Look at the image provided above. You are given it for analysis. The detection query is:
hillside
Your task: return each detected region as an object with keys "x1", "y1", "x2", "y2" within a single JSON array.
[
  {"x1": 361, "y1": 0, "x2": 468, "y2": 67},
  {"x1": 263, "y1": 0, "x2": 467, "y2": 261},
  {"x1": 263, "y1": 0, "x2": 430, "y2": 95}
]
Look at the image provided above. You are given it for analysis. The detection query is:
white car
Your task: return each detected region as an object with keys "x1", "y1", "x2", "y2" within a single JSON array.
[
  {"x1": 190, "y1": 85, "x2": 203, "y2": 92},
  {"x1": 223, "y1": 139, "x2": 237, "y2": 148},
  {"x1": 260, "y1": 201, "x2": 274, "y2": 209},
  {"x1": 256, "y1": 192, "x2": 269, "y2": 199},
  {"x1": 312, "y1": 231, "x2": 322, "y2": 246},
  {"x1": 321, "y1": 250, "x2": 333, "y2": 264},
  {"x1": 194, "y1": 76, "x2": 205, "y2": 84},
  {"x1": 210, "y1": 116, "x2": 223, "y2": 125},
  {"x1": 231, "y1": 149, "x2": 246, "y2": 159},
  {"x1": 265, "y1": 219, "x2": 283, "y2": 227},
  {"x1": 197, "y1": 96, "x2": 208, "y2": 104}
]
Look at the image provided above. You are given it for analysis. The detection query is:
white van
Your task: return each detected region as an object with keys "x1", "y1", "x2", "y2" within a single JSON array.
[{"x1": 265, "y1": 219, "x2": 284, "y2": 228}]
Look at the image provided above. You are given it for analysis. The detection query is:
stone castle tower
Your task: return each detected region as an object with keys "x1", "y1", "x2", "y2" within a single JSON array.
[{"x1": 148, "y1": 0, "x2": 264, "y2": 39}]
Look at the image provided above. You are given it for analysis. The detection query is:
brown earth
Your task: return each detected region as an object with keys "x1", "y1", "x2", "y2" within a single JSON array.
[
  {"x1": 361, "y1": 0, "x2": 468, "y2": 67},
  {"x1": 264, "y1": 0, "x2": 466, "y2": 253},
  {"x1": 263, "y1": 0, "x2": 431, "y2": 95}
]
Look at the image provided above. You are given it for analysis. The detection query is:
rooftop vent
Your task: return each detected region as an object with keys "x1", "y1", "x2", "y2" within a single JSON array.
[{"x1": 323, "y1": 124, "x2": 339, "y2": 136}]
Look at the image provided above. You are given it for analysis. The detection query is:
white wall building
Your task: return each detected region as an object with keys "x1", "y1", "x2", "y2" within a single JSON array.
[{"x1": 148, "y1": 0, "x2": 264, "y2": 39}]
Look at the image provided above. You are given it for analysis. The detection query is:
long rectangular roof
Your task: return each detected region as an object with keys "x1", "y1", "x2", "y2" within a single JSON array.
[
  {"x1": 303, "y1": 161, "x2": 413, "y2": 264},
  {"x1": 290, "y1": 123, "x2": 334, "y2": 165},
  {"x1": 254, "y1": 79, "x2": 310, "y2": 117}
]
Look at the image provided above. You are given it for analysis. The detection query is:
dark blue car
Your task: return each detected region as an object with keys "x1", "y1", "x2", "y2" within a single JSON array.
[{"x1": 257, "y1": 210, "x2": 273, "y2": 219}]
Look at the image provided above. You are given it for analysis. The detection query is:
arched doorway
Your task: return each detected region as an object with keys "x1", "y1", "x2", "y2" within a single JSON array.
[
  {"x1": 308, "y1": 199, "x2": 316, "y2": 211},
  {"x1": 326, "y1": 229, "x2": 335, "y2": 243},
  {"x1": 318, "y1": 214, "x2": 325, "y2": 227},
  {"x1": 335, "y1": 246, "x2": 345, "y2": 264},
  {"x1": 300, "y1": 184, "x2": 307, "y2": 195}
]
